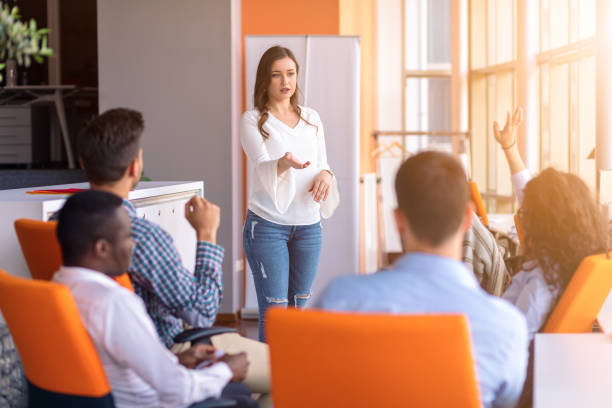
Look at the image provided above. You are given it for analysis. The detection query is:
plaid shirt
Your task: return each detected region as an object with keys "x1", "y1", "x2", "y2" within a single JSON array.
[
  {"x1": 123, "y1": 200, "x2": 224, "y2": 347},
  {"x1": 462, "y1": 213, "x2": 509, "y2": 296}
]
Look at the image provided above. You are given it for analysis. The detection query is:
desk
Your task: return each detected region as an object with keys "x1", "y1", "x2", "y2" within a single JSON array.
[
  {"x1": 0, "y1": 85, "x2": 77, "y2": 168},
  {"x1": 534, "y1": 333, "x2": 612, "y2": 407}
]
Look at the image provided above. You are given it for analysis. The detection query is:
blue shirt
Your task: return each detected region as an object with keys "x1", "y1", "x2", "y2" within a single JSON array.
[
  {"x1": 503, "y1": 262, "x2": 559, "y2": 341},
  {"x1": 316, "y1": 253, "x2": 528, "y2": 408}
]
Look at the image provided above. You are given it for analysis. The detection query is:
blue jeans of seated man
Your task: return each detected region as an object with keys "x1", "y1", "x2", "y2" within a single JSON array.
[{"x1": 243, "y1": 210, "x2": 322, "y2": 342}]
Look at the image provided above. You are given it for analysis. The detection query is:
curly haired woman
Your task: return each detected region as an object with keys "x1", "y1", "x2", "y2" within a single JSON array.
[{"x1": 494, "y1": 107, "x2": 608, "y2": 340}]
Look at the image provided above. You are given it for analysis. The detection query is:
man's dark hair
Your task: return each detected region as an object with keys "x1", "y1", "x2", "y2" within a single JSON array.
[
  {"x1": 57, "y1": 190, "x2": 124, "y2": 266},
  {"x1": 77, "y1": 108, "x2": 144, "y2": 183},
  {"x1": 395, "y1": 151, "x2": 469, "y2": 246}
]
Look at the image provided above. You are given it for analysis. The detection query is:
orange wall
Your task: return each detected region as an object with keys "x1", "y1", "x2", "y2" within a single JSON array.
[{"x1": 242, "y1": 0, "x2": 340, "y2": 36}]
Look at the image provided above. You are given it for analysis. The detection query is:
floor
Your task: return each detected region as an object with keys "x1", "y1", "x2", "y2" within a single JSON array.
[{"x1": 223, "y1": 319, "x2": 259, "y2": 341}]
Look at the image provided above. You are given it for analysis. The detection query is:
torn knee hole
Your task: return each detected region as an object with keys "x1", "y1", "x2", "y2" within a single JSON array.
[
  {"x1": 266, "y1": 297, "x2": 288, "y2": 304},
  {"x1": 295, "y1": 293, "x2": 311, "y2": 300}
]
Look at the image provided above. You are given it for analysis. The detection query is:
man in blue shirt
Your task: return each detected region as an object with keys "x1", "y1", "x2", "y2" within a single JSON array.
[{"x1": 316, "y1": 151, "x2": 528, "y2": 408}]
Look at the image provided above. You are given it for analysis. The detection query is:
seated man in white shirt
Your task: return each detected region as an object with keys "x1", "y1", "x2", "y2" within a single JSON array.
[{"x1": 52, "y1": 189, "x2": 257, "y2": 408}]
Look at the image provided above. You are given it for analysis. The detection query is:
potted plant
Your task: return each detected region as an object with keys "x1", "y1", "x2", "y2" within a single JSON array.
[{"x1": 0, "y1": 2, "x2": 53, "y2": 86}]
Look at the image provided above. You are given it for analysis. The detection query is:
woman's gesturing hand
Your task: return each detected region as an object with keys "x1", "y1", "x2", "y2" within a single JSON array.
[
  {"x1": 277, "y1": 152, "x2": 310, "y2": 175},
  {"x1": 309, "y1": 170, "x2": 333, "y2": 202},
  {"x1": 493, "y1": 106, "x2": 522, "y2": 150}
]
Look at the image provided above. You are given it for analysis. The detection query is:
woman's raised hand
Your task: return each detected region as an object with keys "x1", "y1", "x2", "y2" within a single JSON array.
[
  {"x1": 493, "y1": 106, "x2": 526, "y2": 175},
  {"x1": 493, "y1": 106, "x2": 523, "y2": 150},
  {"x1": 277, "y1": 152, "x2": 310, "y2": 176}
]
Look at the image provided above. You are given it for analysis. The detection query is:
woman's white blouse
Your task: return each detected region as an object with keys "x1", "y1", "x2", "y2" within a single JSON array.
[{"x1": 240, "y1": 106, "x2": 339, "y2": 225}]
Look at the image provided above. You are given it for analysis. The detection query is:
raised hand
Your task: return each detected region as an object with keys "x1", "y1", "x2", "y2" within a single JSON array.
[
  {"x1": 493, "y1": 106, "x2": 523, "y2": 150},
  {"x1": 185, "y1": 196, "x2": 221, "y2": 244},
  {"x1": 277, "y1": 152, "x2": 310, "y2": 175}
]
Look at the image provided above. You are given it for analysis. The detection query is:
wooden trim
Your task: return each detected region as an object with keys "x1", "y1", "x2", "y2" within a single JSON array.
[
  {"x1": 405, "y1": 70, "x2": 453, "y2": 78},
  {"x1": 469, "y1": 61, "x2": 517, "y2": 76},
  {"x1": 373, "y1": 130, "x2": 471, "y2": 139},
  {"x1": 401, "y1": 0, "x2": 406, "y2": 134},
  {"x1": 214, "y1": 312, "x2": 239, "y2": 324},
  {"x1": 536, "y1": 37, "x2": 595, "y2": 64}
]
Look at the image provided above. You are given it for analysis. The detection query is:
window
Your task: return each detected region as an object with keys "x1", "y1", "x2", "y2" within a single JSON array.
[
  {"x1": 539, "y1": 0, "x2": 596, "y2": 191},
  {"x1": 469, "y1": 0, "x2": 597, "y2": 211}
]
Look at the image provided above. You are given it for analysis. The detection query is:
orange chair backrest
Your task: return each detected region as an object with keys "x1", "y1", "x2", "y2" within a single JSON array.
[
  {"x1": 0, "y1": 269, "x2": 111, "y2": 397},
  {"x1": 470, "y1": 181, "x2": 488, "y2": 227},
  {"x1": 14, "y1": 218, "x2": 134, "y2": 292},
  {"x1": 14, "y1": 218, "x2": 61, "y2": 281},
  {"x1": 543, "y1": 253, "x2": 612, "y2": 333},
  {"x1": 267, "y1": 308, "x2": 481, "y2": 408}
]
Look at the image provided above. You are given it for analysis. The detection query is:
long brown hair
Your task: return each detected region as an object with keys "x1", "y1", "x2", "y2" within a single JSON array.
[
  {"x1": 253, "y1": 46, "x2": 314, "y2": 140},
  {"x1": 520, "y1": 168, "x2": 608, "y2": 293}
]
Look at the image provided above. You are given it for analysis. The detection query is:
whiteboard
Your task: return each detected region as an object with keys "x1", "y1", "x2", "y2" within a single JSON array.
[{"x1": 243, "y1": 35, "x2": 360, "y2": 314}]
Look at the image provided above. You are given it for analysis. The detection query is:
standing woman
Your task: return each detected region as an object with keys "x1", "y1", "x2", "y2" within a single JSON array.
[{"x1": 241, "y1": 46, "x2": 339, "y2": 341}]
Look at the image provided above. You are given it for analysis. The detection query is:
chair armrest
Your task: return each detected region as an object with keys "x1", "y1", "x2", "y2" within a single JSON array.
[{"x1": 173, "y1": 326, "x2": 237, "y2": 344}]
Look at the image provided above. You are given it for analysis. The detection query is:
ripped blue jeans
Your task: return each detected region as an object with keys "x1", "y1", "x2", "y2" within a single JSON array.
[{"x1": 243, "y1": 210, "x2": 322, "y2": 342}]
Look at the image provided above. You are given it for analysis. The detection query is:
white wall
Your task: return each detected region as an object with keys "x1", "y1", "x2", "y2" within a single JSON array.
[{"x1": 97, "y1": 0, "x2": 242, "y2": 314}]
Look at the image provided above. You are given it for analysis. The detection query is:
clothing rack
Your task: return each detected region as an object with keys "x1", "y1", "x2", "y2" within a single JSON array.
[{"x1": 370, "y1": 130, "x2": 473, "y2": 267}]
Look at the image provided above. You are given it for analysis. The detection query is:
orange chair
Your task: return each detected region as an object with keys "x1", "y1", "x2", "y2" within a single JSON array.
[
  {"x1": 543, "y1": 253, "x2": 612, "y2": 333},
  {"x1": 267, "y1": 308, "x2": 481, "y2": 408},
  {"x1": 0, "y1": 270, "x2": 236, "y2": 408},
  {"x1": 0, "y1": 269, "x2": 114, "y2": 407},
  {"x1": 14, "y1": 218, "x2": 133, "y2": 291},
  {"x1": 470, "y1": 181, "x2": 488, "y2": 227}
]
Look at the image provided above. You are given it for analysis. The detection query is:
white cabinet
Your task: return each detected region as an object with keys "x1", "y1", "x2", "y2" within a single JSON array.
[{"x1": 0, "y1": 181, "x2": 204, "y2": 278}]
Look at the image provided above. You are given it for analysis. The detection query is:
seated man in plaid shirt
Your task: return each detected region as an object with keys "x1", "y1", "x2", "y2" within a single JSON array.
[
  {"x1": 77, "y1": 108, "x2": 222, "y2": 347},
  {"x1": 75, "y1": 108, "x2": 270, "y2": 404}
]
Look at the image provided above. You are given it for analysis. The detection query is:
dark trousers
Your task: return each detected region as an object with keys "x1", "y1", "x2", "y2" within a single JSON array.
[{"x1": 189, "y1": 382, "x2": 258, "y2": 408}]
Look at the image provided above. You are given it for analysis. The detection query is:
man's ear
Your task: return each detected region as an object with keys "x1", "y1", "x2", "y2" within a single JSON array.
[
  {"x1": 127, "y1": 154, "x2": 142, "y2": 179},
  {"x1": 463, "y1": 202, "x2": 475, "y2": 233},
  {"x1": 93, "y1": 239, "x2": 112, "y2": 260}
]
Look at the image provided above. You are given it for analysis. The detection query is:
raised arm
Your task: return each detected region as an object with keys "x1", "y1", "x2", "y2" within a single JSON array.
[
  {"x1": 493, "y1": 106, "x2": 526, "y2": 175},
  {"x1": 493, "y1": 107, "x2": 532, "y2": 204}
]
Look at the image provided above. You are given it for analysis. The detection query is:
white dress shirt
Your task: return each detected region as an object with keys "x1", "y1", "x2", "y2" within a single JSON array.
[
  {"x1": 240, "y1": 106, "x2": 339, "y2": 225},
  {"x1": 53, "y1": 266, "x2": 232, "y2": 408}
]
